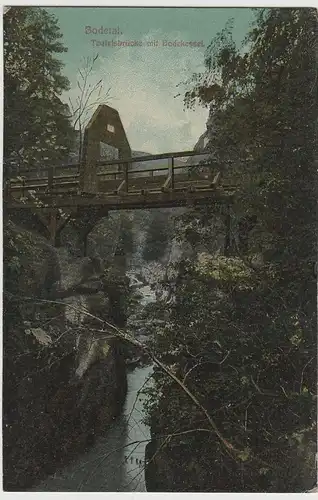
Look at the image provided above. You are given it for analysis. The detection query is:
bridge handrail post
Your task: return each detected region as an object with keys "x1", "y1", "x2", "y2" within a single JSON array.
[
  {"x1": 78, "y1": 158, "x2": 85, "y2": 193},
  {"x1": 169, "y1": 156, "x2": 174, "y2": 190},
  {"x1": 123, "y1": 162, "x2": 129, "y2": 192}
]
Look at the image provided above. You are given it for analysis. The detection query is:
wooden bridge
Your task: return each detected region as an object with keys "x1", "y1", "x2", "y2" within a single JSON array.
[
  {"x1": 4, "y1": 104, "x2": 235, "y2": 247},
  {"x1": 5, "y1": 150, "x2": 234, "y2": 210}
]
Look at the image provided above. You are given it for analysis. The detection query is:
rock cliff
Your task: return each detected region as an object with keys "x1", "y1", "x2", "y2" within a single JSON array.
[{"x1": 3, "y1": 221, "x2": 127, "y2": 491}]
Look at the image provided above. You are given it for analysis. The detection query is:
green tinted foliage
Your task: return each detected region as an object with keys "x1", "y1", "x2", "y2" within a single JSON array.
[
  {"x1": 146, "y1": 8, "x2": 316, "y2": 492},
  {"x1": 3, "y1": 7, "x2": 75, "y2": 169}
]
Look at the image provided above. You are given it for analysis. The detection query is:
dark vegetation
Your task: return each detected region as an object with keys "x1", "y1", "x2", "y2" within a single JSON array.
[
  {"x1": 144, "y1": 8, "x2": 317, "y2": 492},
  {"x1": 4, "y1": 7, "x2": 75, "y2": 172}
]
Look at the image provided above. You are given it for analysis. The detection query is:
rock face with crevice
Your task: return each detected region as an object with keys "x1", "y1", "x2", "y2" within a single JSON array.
[{"x1": 3, "y1": 221, "x2": 127, "y2": 491}]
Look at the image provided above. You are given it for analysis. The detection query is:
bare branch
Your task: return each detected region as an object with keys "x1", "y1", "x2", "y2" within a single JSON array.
[
  {"x1": 7, "y1": 293, "x2": 243, "y2": 459},
  {"x1": 126, "y1": 372, "x2": 153, "y2": 426},
  {"x1": 8, "y1": 293, "x2": 275, "y2": 471}
]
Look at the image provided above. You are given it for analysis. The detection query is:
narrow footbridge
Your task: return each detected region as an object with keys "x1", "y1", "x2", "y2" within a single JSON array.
[
  {"x1": 5, "y1": 149, "x2": 234, "y2": 211},
  {"x1": 4, "y1": 104, "x2": 235, "y2": 247}
]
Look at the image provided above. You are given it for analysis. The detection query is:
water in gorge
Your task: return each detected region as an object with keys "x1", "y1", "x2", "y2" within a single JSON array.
[{"x1": 33, "y1": 272, "x2": 156, "y2": 492}]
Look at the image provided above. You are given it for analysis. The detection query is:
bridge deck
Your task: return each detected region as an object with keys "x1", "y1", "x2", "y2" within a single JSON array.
[{"x1": 5, "y1": 150, "x2": 235, "y2": 211}]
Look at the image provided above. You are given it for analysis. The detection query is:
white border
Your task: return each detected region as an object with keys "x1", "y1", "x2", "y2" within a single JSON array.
[{"x1": 1, "y1": 1, "x2": 317, "y2": 499}]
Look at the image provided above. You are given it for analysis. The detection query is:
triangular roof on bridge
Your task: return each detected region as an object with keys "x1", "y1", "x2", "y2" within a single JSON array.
[{"x1": 84, "y1": 104, "x2": 131, "y2": 158}]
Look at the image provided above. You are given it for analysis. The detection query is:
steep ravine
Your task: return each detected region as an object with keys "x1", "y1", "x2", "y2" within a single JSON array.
[
  {"x1": 3, "y1": 223, "x2": 127, "y2": 491},
  {"x1": 33, "y1": 277, "x2": 156, "y2": 492},
  {"x1": 29, "y1": 207, "x2": 175, "y2": 492},
  {"x1": 4, "y1": 207, "x2": 185, "y2": 492}
]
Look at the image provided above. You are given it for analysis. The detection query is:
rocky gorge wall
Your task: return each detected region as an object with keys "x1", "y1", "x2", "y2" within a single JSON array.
[{"x1": 3, "y1": 220, "x2": 127, "y2": 491}]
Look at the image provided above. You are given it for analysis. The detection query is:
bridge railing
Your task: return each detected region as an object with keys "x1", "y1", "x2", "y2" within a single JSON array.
[
  {"x1": 94, "y1": 150, "x2": 214, "y2": 193},
  {"x1": 6, "y1": 150, "x2": 217, "y2": 197}
]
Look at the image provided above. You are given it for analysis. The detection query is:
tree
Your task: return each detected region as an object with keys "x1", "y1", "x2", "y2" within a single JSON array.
[
  {"x1": 145, "y1": 8, "x2": 317, "y2": 492},
  {"x1": 68, "y1": 54, "x2": 111, "y2": 162},
  {"x1": 3, "y1": 7, "x2": 75, "y2": 172}
]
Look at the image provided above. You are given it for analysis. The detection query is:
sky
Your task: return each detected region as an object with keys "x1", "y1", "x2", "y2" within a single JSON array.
[{"x1": 47, "y1": 7, "x2": 254, "y2": 154}]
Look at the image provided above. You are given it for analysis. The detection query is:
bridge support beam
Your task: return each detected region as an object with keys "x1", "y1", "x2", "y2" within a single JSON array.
[
  {"x1": 6, "y1": 204, "x2": 108, "y2": 256},
  {"x1": 68, "y1": 205, "x2": 109, "y2": 257}
]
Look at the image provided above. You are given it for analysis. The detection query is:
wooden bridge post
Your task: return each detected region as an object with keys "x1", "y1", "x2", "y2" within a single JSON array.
[
  {"x1": 123, "y1": 162, "x2": 129, "y2": 192},
  {"x1": 117, "y1": 160, "x2": 129, "y2": 194},
  {"x1": 78, "y1": 158, "x2": 84, "y2": 193},
  {"x1": 169, "y1": 156, "x2": 174, "y2": 190}
]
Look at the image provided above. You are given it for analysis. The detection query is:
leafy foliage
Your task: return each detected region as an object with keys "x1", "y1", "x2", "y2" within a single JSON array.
[
  {"x1": 3, "y1": 7, "x2": 75, "y2": 171},
  {"x1": 145, "y1": 8, "x2": 317, "y2": 492}
]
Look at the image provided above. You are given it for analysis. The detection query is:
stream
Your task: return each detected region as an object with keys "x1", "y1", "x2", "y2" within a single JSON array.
[{"x1": 34, "y1": 272, "x2": 156, "y2": 492}]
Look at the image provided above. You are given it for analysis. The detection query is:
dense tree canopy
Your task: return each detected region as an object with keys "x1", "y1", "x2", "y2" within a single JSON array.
[
  {"x1": 145, "y1": 8, "x2": 317, "y2": 492},
  {"x1": 3, "y1": 7, "x2": 75, "y2": 171}
]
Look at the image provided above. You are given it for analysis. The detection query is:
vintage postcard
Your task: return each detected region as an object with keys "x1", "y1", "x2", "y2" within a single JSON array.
[{"x1": 2, "y1": 4, "x2": 317, "y2": 494}]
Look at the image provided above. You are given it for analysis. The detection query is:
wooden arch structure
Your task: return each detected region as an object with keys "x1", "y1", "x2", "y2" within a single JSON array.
[{"x1": 80, "y1": 104, "x2": 131, "y2": 192}]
